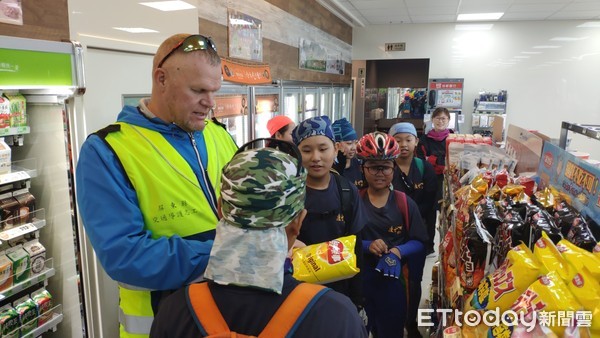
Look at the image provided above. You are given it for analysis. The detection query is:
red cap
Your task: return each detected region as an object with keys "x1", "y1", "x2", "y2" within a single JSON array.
[{"x1": 267, "y1": 115, "x2": 293, "y2": 136}]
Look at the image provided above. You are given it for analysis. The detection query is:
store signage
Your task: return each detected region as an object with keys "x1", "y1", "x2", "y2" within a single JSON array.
[
  {"x1": 537, "y1": 142, "x2": 600, "y2": 225},
  {"x1": 221, "y1": 57, "x2": 272, "y2": 85},
  {"x1": 213, "y1": 95, "x2": 245, "y2": 118},
  {"x1": 384, "y1": 43, "x2": 406, "y2": 51},
  {"x1": 0, "y1": 49, "x2": 73, "y2": 87}
]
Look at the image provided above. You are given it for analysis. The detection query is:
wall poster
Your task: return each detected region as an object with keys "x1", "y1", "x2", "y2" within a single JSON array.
[
  {"x1": 227, "y1": 9, "x2": 262, "y2": 62},
  {"x1": 0, "y1": 0, "x2": 22, "y2": 25},
  {"x1": 299, "y1": 38, "x2": 345, "y2": 75}
]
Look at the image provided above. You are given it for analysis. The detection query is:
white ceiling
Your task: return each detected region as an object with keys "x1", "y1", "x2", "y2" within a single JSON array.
[
  {"x1": 320, "y1": 0, "x2": 600, "y2": 26},
  {"x1": 67, "y1": 0, "x2": 600, "y2": 53}
]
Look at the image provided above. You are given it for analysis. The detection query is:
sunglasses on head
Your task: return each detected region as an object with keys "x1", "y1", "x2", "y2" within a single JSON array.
[
  {"x1": 157, "y1": 34, "x2": 217, "y2": 68},
  {"x1": 236, "y1": 138, "x2": 303, "y2": 177}
]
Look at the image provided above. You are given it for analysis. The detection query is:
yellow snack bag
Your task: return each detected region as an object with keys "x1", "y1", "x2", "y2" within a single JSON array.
[
  {"x1": 465, "y1": 243, "x2": 540, "y2": 312},
  {"x1": 510, "y1": 272, "x2": 583, "y2": 337},
  {"x1": 556, "y1": 239, "x2": 600, "y2": 280},
  {"x1": 292, "y1": 235, "x2": 358, "y2": 284},
  {"x1": 566, "y1": 267, "x2": 600, "y2": 311},
  {"x1": 533, "y1": 232, "x2": 573, "y2": 282}
]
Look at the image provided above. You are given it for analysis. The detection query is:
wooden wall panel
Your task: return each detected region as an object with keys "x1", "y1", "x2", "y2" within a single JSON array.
[
  {"x1": 0, "y1": 0, "x2": 69, "y2": 42},
  {"x1": 266, "y1": 0, "x2": 352, "y2": 44},
  {"x1": 200, "y1": 18, "x2": 351, "y2": 84}
]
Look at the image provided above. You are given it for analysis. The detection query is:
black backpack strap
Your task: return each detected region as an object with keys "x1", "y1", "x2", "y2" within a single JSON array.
[
  {"x1": 92, "y1": 123, "x2": 121, "y2": 140},
  {"x1": 332, "y1": 172, "x2": 353, "y2": 235}
]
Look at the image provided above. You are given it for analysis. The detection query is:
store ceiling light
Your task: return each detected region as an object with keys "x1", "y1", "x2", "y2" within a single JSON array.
[
  {"x1": 113, "y1": 27, "x2": 159, "y2": 33},
  {"x1": 455, "y1": 24, "x2": 494, "y2": 31},
  {"x1": 521, "y1": 51, "x2": 542, "y2": 54},
  {"x1": 550, "y1": 37, "x2": 588, "y2": 41},
  {"x1": 533, "y1": 45, "x2": 561, "y2": 49},
  {"x1": 139, "y1": 1, "x2": 196, "y2": 11},
  {"x1": 457, "y1": 13, "x2": 504, "y2": 21},
  {"x1": 577, "y1": 22, "x2": 600, "y2": 28}
]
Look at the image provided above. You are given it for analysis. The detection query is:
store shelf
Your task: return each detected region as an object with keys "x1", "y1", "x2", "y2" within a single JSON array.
[
  {"x1": 559, "y1": 121, "x2": 600, "y2": 148},
  {"x1": 475, "y1": 101, "x2": 506, "y2": 112},
  {"x1": 21, "y1": 304, "x2": 63, "y2": 338},
  {"x1": 0, "y1": 126, "x2": 30, "y2": 137},
  {"x1": 0, "y1": 216, "x2": 46, "y2": 243},
  {"x1": 0, "y1": 261, "x2": 55, "y2": 301}
]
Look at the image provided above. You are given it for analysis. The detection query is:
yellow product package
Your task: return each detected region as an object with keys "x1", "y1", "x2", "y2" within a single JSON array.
[
  {"x1": 465, "y1": 243, "x2": 540, "y2": 312},
  {"x1": 292, "y1": 235, "x2": 358, "y2": 284},
  {"x1": 533, "y1": 232, "x2": 573, "y2": 282},
  {"x1": 566, "y1": 267, "x2": 600, "y2": 311},
  {"x1": 556, "y1": 239, "x2": 600, "y2": 280},
  {"x1": 510, "y1": 271, "x2": 583, "y2": 337}
]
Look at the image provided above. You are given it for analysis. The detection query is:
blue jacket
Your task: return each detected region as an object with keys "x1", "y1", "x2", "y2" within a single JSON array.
[{"x1": 76, "y1": 105, "x2": 236, "y2": 290}]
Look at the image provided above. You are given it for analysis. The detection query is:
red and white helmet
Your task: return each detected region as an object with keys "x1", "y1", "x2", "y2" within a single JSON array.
[{"x1": 356, "y1": 132, "x2": 401, "y2": 160}]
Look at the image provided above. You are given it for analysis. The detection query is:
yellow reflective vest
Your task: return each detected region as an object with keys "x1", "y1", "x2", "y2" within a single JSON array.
[{"x1": 102, "y1": 121, "x2": 237, "y2": 337}]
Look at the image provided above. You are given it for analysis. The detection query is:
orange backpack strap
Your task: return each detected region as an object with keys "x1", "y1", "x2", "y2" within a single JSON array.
[
  {"x1": 258, "y1": 283, "x2": 329, "y2": 338},
  {"x1": 187, "y1": 283, "x2": 230, "y2": 336}
]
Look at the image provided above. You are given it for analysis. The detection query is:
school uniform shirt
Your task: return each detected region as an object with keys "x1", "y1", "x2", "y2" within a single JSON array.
[
  {"x1": 298, "y1": 172, "x2": 367, "y2": 305},
  {"x1": 299, "y1": 172, "x2": 366, "y2": 244},
  {"x1": 361, "y1": 191, "x2": 428, "y2": 267},
  {"x1": 392, "y1": 158, "x2": 438, "y2": 219},
  {"x1": 149, "y1": 273, "x2": 368, "y2": 338},
  {"x1": 342, "y1": 158, "x2": 365, "y2": 189}
]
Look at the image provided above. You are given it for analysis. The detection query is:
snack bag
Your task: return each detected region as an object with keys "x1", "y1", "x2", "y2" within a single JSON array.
[
  {"x1": 459, "y1": 212, "x2": 493, "y2": 293},
  {"x1": 566, "y1": 267, "x2": 600, "y2": 311},
  {"x1": 292, "y1": 235, "x2": 358, "y2": 284},
  {"x1": 533, "y1": 232, "x2": 573, "y2": 282},
  {"x1": 510, "y1": 272, "x2": 583, "y2": 336},
  {"x1": 465, "y1": 243, "x2": 540, "y2": 312},
  {"x1": 556, "y1": 239, "x2": 600, "y2": 280}
]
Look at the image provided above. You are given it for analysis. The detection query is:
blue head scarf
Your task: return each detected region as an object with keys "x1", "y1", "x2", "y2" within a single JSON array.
[
  {"x1": 292, "y1": 116, "x2": 335, "y2": 145},
  {"x1": 331, "y1": 118, "x2": 358, "y2": 142}
]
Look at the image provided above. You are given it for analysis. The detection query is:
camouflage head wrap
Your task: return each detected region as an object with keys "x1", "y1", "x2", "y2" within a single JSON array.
[
  {"x1": 292, "y1": 115, "x2": 335, "y2": 145},
  {"x1": 204, "y1": 147, "x2": 307, "y2": 293}
]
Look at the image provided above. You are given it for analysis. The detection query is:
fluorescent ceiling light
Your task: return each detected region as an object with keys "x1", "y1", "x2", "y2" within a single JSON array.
[
  {"x1": 229, "y1": 18, "x2": 255, "y2": 26},
  {"x1": 113, "y1": 27, "x2": 158, "y2": 33},
  {"x1": 455, "y1": 24, "x2": 493, "y2": 31},
  {"x1": 521, "y1": 51, "x2": 542, "y2": 54},
  {"x1": 514, "y1": 56, "x2": 530, "y2": 59},
  {"x1": 577, "y1": 22, "x2": 600, "y2": 28},
  {"x1": 550, "y1": 37, "x2": 588, "y2": 41},
  {"x1": 139, "y1": 1, "x2": 195, "y2": 11},
  {"x1": 457, "y1": 13, "x2": 503, "y2": 21},
  {"x1": 533, "y1": 45, "x2": 561, "y2": 49}
]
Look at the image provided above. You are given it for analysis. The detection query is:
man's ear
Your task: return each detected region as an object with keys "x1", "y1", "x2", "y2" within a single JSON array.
[{"x1": 286, "y1": 209, "x2": 306, "y2": 238}]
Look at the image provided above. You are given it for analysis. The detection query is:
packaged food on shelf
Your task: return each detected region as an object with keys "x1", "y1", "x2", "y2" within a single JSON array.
[
  {"x1": 0, "y1": 304, "x2": 19, "y2": 338},
  {"x1": 0, "y1": 196, "x2": 20, "y2": 230},
  {"x1": 2, "y1": 93, "x2": 26, "y2": 128},
  {"x1": 0, "y1": 138, "x2": 11, "y2": 175},
  {"x1": 13, "y1": 295, "x2": 37, "y2": 336},
  {"x1": 6, "y1": 245, "x2": 30, "y2": 284},
  {"x1": 14, "y1": 192, "x2": 35, "y2": 225},
  {"x1": 31, "y1": 288, "x2": 53, "y2": 327},
  {"x1": 23, "y1": 239, "x2": 46, "y2": 275},
  {"x1": 0, "y1": 252, "x2": 13, "y2": 291},
  {"x1": 0, "y1": 95, "x2": 9, "y2": 129}
]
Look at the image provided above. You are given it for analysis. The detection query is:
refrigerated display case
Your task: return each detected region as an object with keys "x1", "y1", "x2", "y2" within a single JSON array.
[{"x1": 0, "y1": 35, "x2": 86, "y2": 337}]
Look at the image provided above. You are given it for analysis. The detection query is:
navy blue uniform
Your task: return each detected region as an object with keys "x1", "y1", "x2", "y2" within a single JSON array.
[
  {"x1": 150, "y1": 273, "x2": 368, "y2": 337},
  {"x1": 393, "y1": 158, "x2": 437, "y2": 250},
  {"x1": 361, "y1": 191, "x2": 427, "y2": 338},
  {"x1": 343, "y1": 157, "x2": 365, "y2": 189},
  {"x1": 299, "y1": 172, "x2": 367, "y2": 306}
]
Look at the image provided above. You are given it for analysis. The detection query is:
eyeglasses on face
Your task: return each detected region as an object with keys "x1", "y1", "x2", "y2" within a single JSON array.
[
  {"x1": 433, "y1": 116, "x2": 449, "y2": 122},
  {"x1": 157, "y1": 34, "x2": 217, "y2": 68},
  {"x1": 236, "y1": 138, "x2": 303, "y2": 177},
  {"x1": 364, "y1": 165, "x2": 394, "y2": 176}
]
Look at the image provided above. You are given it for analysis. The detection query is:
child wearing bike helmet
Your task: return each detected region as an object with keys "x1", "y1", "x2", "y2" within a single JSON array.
[
  {"x1": 357, "y1": 132, "x2": 428, "y2": 338},
  {"x1": 292, "y1": 116, "x2": 368, "y2": 310}
]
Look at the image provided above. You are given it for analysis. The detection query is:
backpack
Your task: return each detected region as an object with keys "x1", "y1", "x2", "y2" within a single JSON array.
[
  {"x1": 359, "y1": 189, "x2": 410, "y2": 232},
  {"x1": 332, "y1": 172, "x2": 354, "y2": 234},
  {"x1": 414, "y1": 157, "x2": 424, "y2": 178},
  {"x1": 187, "y1": 283, "x2": 329, "y2": 338}
]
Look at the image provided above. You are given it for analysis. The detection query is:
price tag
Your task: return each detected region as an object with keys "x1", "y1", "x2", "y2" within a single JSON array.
[
  {"x1": 0, "y1": 171, "x2": 30, "y2": 185},
  {"x1": 0, "y1": 223, "x2": 37, "y2": 241},
  {"x1": 16, "y1": 126, "x2": 29, "y2": 134},
  {"x1": 0, "y1": 128, "x2": 8, "y2": 136}
]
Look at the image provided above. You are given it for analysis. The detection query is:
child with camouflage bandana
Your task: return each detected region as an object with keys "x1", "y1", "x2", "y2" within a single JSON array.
[{"x1": 150, "y1": 145, "x2": 367, "y2": 337}]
